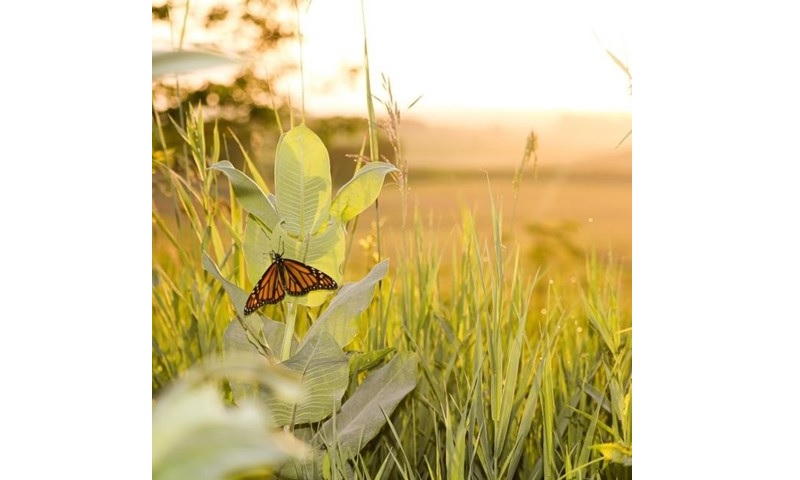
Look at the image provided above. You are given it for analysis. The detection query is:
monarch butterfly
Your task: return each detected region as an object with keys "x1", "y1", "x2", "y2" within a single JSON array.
[{"x1": 244, "y1": 251, "x2": 338, "y2": 315}]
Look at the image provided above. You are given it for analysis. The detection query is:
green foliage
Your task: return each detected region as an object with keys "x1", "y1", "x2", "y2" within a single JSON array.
[
  {"x1": 206, "y1": 258, "x2": 396, "y2": 431},
  {"x1": 152, "y1": 105, "x2": 235, "y2": 393},
  {"x1": 153, "y1": 9, "x2": 631, "y2": 477},
  {"x1": 336, "y1": 201, "x2": 632, "y2": 479},
  {"x1": 265, "y1": 331, "x2": 350, "y2": 426},
  {"x1": 152, "y1": 355, "x2": 309, "y2": 480},
  {"x1": 200, "y1": 121, "x2": 414, "y2": 477},
  {"x1": 212, "y1": 124, "x2": 396, "y2": 311},
  {"x1": 317, "y1": 353, "x2": 418, "y2": 459},
  {"x1": 302, "y1": 260, "x2": 389, "y2": 349},
  {"x1": 331, "y1": 162, "x2": 401, "y2": 223},
  {"x1": 153, "y1": 110, "x2": 632, "y2": 478}
]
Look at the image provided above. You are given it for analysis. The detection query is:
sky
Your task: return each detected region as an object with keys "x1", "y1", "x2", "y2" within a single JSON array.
[
  {"x1": 292, "y1": 0, "x2": 632, "y2": 119},
  {"x1": 154, "y1": 0, "x2": 632, "y2": 122}
]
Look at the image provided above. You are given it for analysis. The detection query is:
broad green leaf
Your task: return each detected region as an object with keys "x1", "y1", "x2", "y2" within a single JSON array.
[
  {"x1": 315, "y1": 352, "x2": 418, "y2": 460},
  {"x1": 153, "y1": 384, "x2": 307, "y2": 480},
  {"x1": 210, "y1": 161, "x2": 278, "y2": 228},
  {"x1": 266, "y1": 332, "x2": 349, "y2": 426},
  {"x1": 152, "y1": 49, "x2": 240, "y2": 79},
  {"x1": 275, "y1": 125, "x2": 332, "y2": 237},
  {"x1": 234, "y1": 124, "x2": 347, "y2": 308},
  {"x1": 330, "y1": 162, "x2": 398, "y2": 222},
  {"x1": 301, "y1": 260, "x2": 389, "y2": 349}
]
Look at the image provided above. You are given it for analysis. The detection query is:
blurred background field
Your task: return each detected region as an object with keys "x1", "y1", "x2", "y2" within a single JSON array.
[{"x1": 346, "y1": 112, "x2": 630, "y2": 295}]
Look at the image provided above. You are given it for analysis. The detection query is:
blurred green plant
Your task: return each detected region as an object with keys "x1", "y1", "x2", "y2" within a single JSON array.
[
  {"x1": 152, "y1": 49, "x2": 241, "y2": 80},
  {"x1": 152, "y1": 354, "x2": 309, "y2": 480}
]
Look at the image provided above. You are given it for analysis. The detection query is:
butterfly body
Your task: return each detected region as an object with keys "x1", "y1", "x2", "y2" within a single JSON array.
[{"x1": 244, "y1": 251, "x2": 338, "y2": 315}]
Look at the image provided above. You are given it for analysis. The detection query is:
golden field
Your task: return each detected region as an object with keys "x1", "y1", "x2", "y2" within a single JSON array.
[
  {"x1": 154, "y1": 110, "x2": 631, "y2": 298},
  {"x1": 346, "y1": 112, "x2": 631, "y2": 281}
]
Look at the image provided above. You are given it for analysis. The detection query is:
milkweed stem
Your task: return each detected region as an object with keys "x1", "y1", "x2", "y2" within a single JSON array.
[{"x1": 281, "y1": 301, "x2": 298, "y2": 361}]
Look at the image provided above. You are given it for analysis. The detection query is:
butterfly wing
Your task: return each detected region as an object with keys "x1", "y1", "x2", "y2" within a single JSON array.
[
  {"x1": 244, "y1": 261, "x2": 285, "y2": 315},
  {"x1": 279, "y1": 257, "x2": 338, "y2": 297}
]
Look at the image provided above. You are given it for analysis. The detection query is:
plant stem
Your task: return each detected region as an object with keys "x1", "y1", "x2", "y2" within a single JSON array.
[{"x1": 281, "y1": 301, "x2": 298, "y2": 361}]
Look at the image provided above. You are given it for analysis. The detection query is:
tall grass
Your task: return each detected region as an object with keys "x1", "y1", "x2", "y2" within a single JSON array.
[
  {"x1": 344, "y1": 5, "x2": 632, "y2": 473},
  {"x1": 152, "y1": 109, "x2": 631, "y2": 478},
  {"x1": 152, "y1": 105, "x2": 247, "y2": 392},
  {"x1": 338, "y1": 201, "x2": 631, "y2": 478}
]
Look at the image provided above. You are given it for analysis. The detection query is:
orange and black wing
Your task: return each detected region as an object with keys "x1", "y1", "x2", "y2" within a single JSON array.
[
  {"x1": 278, "y1": 257, "x2": 338, "y2": 297},
  {"x1": 244, "y1": 261, "x2": 285, "y2": 315}
]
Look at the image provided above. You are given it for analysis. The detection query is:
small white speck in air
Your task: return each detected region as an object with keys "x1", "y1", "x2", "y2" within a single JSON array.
[
  {"x1": 588, "y1": 217, "x2": 594, "y2": 223},
  {"x1": 570, "y1": 276, "x2": 577, "y2": 283},
  {"x1": 540, "y1": 308, "x2": 547, "y2": 315},
  {"x1": 577, "y1": 327, "x2": 583, "y2": 333},
  {"x1": 549, "y1": 279, "x2": 554, "y2": 285}
]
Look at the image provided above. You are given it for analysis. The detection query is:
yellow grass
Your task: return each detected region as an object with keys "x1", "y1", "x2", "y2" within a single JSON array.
[
  {"x1": 343, "y1": 113, "x2": 631, "y2": 308},
  {"x1": 154, "y1": 112, "x2": 632, "y2": 306}
]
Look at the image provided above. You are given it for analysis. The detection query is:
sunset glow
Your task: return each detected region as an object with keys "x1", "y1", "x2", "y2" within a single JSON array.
[
  {"x1": 292, "y1": 0, "x2": 632, "y2": 119},
  {"x1": 154, "y1": 0, "x2": 632, "y2": 122}
]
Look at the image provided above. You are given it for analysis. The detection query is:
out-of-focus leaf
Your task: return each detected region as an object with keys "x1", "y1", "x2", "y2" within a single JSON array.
[
  {"x1": 152, "y1": 49, "x2": 240, "y2": 80},
  {"x1": 153, "y1": 384, "x2": 307, "y2": 480}
]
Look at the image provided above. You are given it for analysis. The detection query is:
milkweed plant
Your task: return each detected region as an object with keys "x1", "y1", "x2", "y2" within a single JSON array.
[{"x1": 203, "y1": 123, "x2": 418, "y2": 478}]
